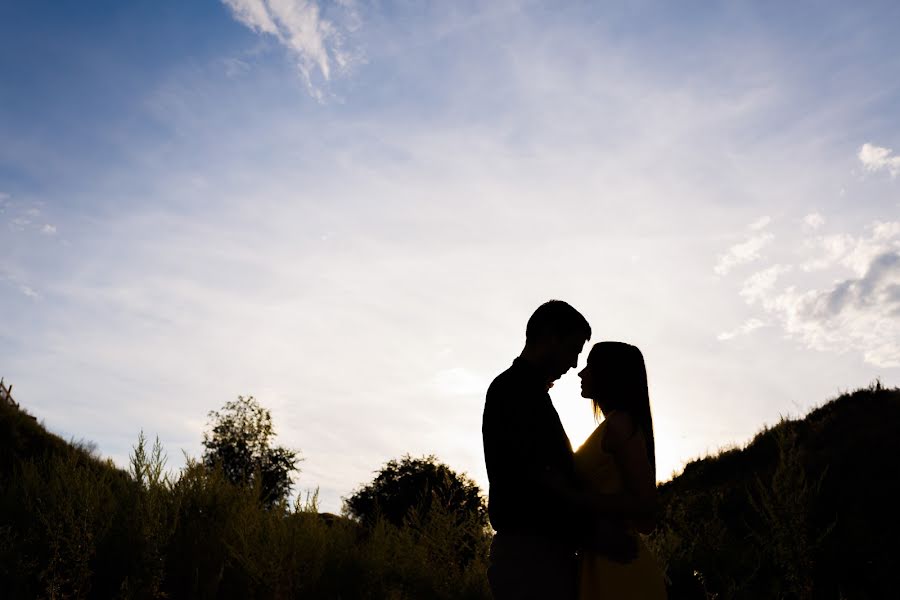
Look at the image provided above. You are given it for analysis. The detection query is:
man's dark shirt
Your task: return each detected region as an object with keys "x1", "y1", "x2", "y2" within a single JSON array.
[{"x1": 482, "y1": 357, "x2": 580, "y2": 544}]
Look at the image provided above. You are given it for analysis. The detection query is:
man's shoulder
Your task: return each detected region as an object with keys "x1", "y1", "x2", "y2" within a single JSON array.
[
  {"x1": 483, "y1": 365, "x2": 519, "y2": 425},
  {"x1": 486, "y1": 362, "x2": 525, "y2": 399}
]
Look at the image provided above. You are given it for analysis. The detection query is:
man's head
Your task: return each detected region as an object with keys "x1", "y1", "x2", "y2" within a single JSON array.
[{"x1": 522, "y1": 300, "x2": 591, "y2": 384}]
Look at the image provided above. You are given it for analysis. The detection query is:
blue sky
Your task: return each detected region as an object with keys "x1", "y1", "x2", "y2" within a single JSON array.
[{"x1": 2, "y1": 0, "x2": 899, "y2": 512}]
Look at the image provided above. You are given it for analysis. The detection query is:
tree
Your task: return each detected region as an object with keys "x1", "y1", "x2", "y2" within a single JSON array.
[
  {"x1": 344, "y1": 454, "x2": 487, "y2": 529},
  {"x1": 202, "y1": 395, "x2": 300, "y2": 508}
]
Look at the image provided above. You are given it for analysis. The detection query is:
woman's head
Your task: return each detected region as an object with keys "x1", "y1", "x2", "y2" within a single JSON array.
[
  {"x1": 578, "y1": 342, "x2": 647, "y2": 411},
  {"x1": 578, "y1": 341, "x2": 656, "y2": 476}
]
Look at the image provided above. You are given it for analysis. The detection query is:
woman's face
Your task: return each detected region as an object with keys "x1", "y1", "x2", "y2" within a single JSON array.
[{"x1": 578, "y1": 359, "x2": 598, "y2": 400}]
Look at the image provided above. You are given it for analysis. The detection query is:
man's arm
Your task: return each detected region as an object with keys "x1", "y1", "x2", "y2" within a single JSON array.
[
  {"x1": 549, "y1": 412, "x2": 657, "y2": 522},
  {"x1": 539, "y1": 470, "x2": 638, "y2": 562},
  {"x1": 485, "y1": 391, "x2": 550, "y2": 492},
  {"x1": 540, "y1": 465, "x2": 643, "y2": 519}
]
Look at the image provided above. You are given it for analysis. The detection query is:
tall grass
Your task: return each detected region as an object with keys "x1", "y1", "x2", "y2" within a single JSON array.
[
  {"x1": 647, "y1": 422, "x2": 832, "y2": 599},
  {"x1": 0, "y1": 406, "x2": 491, "y2": 599},
  {"x1": 646, "y1": 385, "x2": 900, "y2": 599},
  {"x1": 3, "y1": 385, "x2": 897, "y2": 599}
]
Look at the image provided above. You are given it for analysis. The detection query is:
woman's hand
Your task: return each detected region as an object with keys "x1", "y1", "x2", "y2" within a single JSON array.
[{"x1": 582, "y1": 517, "x2": 638, "y2": 564}]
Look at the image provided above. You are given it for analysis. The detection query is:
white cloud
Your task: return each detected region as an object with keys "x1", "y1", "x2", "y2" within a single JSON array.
[
  {"x1": 749, "y1": 216, "x2": 771, "y2": 231},
  {"x1": 2, "y1": 198, "x2": 52, "y2": 235},
  {"x1": 221, "y1": 0, "x2": 360, "y2": 99},
  {"x1": 803, "y1": 212, "x2": 825, "y2": 231},
  {"x1": 800, "y1": 223, "x2": 900, "y2": 275},
  {"x1": 717, "y1": 318, "x2": 766, "y2": 341},
  {"x1": 8, "y1": 5, "x2": 900, "y2": 512},
  {"x1": 771, "y1": 252, "x2": 900, "y2": 367},
  {"x1": 20, "y1": 285, "x2": 39, "y2": 299},
  {"x1": 433, "y1": 367, "x2": 487, "y2": 397},
  {"x1": 9, "y1": 217, "x2": 30, "y2": 230},
  {"x1": 222, "y1": 57, "x2": 251, "y2": 78},
  {"x1": 727, "y1": 220, "x2": 900, "y2": 367},
  {"x1": 801, "y1": 233, "x2": 854, "y2": 272},
  {"x1": 714, "y1": 232, "x2": 774, "y2": 275},
  {"x1": 840, "y1": 221, "x2": 900, "y2": 275},
  {"x1": 859, "y1": 143, "x2": 900, "y2": 177},
  {"x1": 740, "y1": 264, "x2": 791, "y2": 305},
  {"x1": 222, "y1": 0, "x2": 278, "y2": 34}
]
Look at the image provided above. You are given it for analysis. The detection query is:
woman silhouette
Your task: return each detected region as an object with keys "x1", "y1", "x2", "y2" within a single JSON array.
[{"x1": 574, "y1": 342, "x2": 667, "y2": 599}]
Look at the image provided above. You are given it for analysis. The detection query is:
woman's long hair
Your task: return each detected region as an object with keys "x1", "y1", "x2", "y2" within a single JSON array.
[{"x1": 588, "y1": 341, "x2": 656, "y2": 480}]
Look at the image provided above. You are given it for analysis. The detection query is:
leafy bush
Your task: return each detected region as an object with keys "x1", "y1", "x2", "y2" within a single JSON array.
[
  {"x1": 344, "y1": 454, "x2": 490, "y2": 568},
  {"x1": 344, "y1": 455, "x2": 487, "y2": 528},
  {"x1": 3, "y1": 385, "x2": 898, "y2": 599},
  {"x1": 202, "y1": 395, "x2": 300, "y2": 509},
  {"x1": 0, "y1": 400, "x2": 491, "y2": 599},
  {"x1": 647, "y1": 384, "x2": 900, "y2": 599}
]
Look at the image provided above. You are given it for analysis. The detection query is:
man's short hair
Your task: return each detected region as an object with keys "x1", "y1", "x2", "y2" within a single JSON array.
[{"x1": 525, "y1": 300, "x2": 591, "y2": 342}]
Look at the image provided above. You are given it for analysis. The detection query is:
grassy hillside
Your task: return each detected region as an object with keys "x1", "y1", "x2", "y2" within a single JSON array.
[
  {"x1": 2, "y1": 383, "x2": 898, "y2": 599},
  {"x1": 649, "y1": 383, "x2": 900, "y2": 599},
  {"x1": 0, "y1": 395, "x2": 490, "y2": 599}
]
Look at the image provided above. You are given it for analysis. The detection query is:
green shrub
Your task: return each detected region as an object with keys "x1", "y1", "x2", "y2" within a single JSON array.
[
  {"x1": 4, "y1": 385, "x2": 897, "y2": 599},
  {"x1": 1, "y1": 400, "x2": 492, "y2": 599},
  {"x1": 648, "y1": 385, "x2": 900, "y2": 599}
]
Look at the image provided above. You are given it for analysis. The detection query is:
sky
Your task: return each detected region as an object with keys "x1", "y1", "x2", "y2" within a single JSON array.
[{"x1": 2, "y1": 0, "x2": 899, "y2": 513}]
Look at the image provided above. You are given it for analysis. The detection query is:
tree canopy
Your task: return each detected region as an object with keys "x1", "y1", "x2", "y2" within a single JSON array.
[
  {"x1": 202, "y1": 395, "x2": 300, "y2": 508},
  {"x1": 343, "y1": 454, "x2": 487, "y2": 530}
]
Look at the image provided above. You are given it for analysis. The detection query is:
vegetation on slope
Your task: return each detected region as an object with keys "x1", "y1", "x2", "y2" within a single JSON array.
[
  {"x1": 2, "y1": 383, "x2": 898, "y2": 599},
  {"x1": 0, "y1": 396, "x2": 490, "y2": 599},
  {"x1": 649, "y1": 382, "x2": 900, "y2": 599}
]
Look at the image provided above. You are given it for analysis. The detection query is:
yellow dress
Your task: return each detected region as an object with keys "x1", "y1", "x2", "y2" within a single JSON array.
[{"x1": 574, "y1": 421, "x2": 667, "y2": 600}]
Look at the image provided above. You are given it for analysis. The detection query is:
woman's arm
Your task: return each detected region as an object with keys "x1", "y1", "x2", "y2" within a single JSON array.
[
  {"x1": 549, "y1": 414, "x2": 656, "y2": 521},
  {"x1": 602, "y1": 412, "x2": 658, "y2": 533}
]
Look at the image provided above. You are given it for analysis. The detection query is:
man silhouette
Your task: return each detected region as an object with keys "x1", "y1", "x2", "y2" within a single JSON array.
[{"x1": 482, "y1": 300, "x2": 634, "y2": 599}]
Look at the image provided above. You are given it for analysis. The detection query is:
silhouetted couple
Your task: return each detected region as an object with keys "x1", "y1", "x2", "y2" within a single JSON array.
[{"x1": 482, "y1": 300, "x2": 666, "y2": 599}]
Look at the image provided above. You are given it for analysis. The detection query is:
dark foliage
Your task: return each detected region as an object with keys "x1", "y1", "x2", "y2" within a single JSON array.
[
  {"x1": 202, "y1": 395, "x2": 300, "y2": 508},
  {"x1": 3, "y1": 383, "x2": 898, "y2": 599},
  {"x1": 649, "y1": 382, "x2": 900, "y2": 600},
  {"x1": 0, "y1": 399, "x2": 148, "y2": 598},
  {"x1": 344, "y1": 454, "x2": 487, "y2": 528},
  {"x1": 344, "y1": 454, "x2": 490, "y2": 564},
  {"x1": 0, "y1": 397, "x2": 491, "y2": 599}
]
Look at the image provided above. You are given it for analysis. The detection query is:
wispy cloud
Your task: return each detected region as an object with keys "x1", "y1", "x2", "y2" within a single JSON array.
[
  {"x1": 221, "y1": 0, "x2": 361, "y2": 99},
  {"x1": 19, "y1": 284, "x2": 39, "y2": 299},
  {"x1": 714, "y1": 220, "x2": 775, "y2": 276},
  {"x1": 2, "y1": 195, "x2": 51, "y2": 235},
  {"x1": 717, "y1": 147, "x2": 900, "y2": 365},
  {"x1": 803, "y1": 212, "x2": 825, "y2": 231},
  {"x1": 773, "y1": 249, "x2": 900, "y2": 367},
  {"x1": 801, "y1": 233, "x2": 855, "y2": 272},
  {"x1": 739, "y1": 264, "x2": 792, "y2": 305},
  {"x1": 6, "y1": 0, "x2": 900, "y2": 510},
  {"x1": 717, "y1": 318, "x2": 766, "y2": 341},
  {"x1": 222, "y1": 56, "x2": 251, "y2": 78},
  {"x1": 859, "y1": 143, "x2": 900, "y2": 178},
  {"x1": 833, "y1": 221, "x2": 900, "y2": 276},
  {"x1": 433, "y1": 367, "x2": 488, "y2": 397},
  {"x1": 722, "y1": 219, "x2": 900, "y2": 367},
  {"x1": 749, "y1": 216, "x2": 772, "y2": 231}
]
